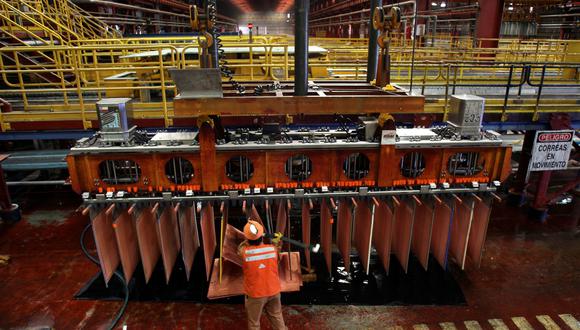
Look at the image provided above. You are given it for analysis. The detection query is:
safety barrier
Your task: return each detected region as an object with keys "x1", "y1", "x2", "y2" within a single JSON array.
[{"x1": 0, "y1": 39, "x2": 578, "y2": 131}]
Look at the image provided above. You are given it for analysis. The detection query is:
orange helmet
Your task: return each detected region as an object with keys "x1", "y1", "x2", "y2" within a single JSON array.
[{"x1": 243, "y1": 220, "x2": 264, "y2": 240}]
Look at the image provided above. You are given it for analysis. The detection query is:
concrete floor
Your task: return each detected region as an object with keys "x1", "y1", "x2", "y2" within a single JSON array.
[{"x1": 0, "y1": 189, "x2": 579, "y2": 329}]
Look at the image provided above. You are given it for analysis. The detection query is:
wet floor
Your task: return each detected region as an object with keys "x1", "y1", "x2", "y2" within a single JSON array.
[{"x1": 0, "y1": 188, "x2": 579, "y2": 329}]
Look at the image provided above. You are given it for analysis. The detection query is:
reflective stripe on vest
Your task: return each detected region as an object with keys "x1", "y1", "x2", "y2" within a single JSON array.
[
  {"x1": 245, "y1": 252, "x2": 276, "y2": 262},
  {"x1": 244, "y1": 246, "x2": 276, "y2": 255}
]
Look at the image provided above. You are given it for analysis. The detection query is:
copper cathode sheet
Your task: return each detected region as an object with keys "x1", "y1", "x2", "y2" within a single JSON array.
[
  {"x1": 157, "y1": 205, "x2": 180, "y2": 284},
  {"x1": 392, "y1": 199, "x2": 415, "y2": 273},
  {"x1": 136, "y1": 206, "x2": 161, "y2": 283},
  {"x1": 245, "y1": 203, "x2": 264, "y2": 225},
  {"x1": 201, "y1": 202, "x2": 217, "y2": 280},
  {"x1": 320, "y1": 199, "x2": 333, "y2": 274},
  {"x1": 430, "y1": 201, "x2": 453, "y2": 269},
  {"x1": 354, "y1": 199, "x2": 373, "y2": 275},
  {"x1": 275, "y1": 200, "x2": 288, "y2": 235},
  {"x1": 301, "y1": 200, "x2": 312, "y2": 270},
  {"x1": 336, "y1": 199, "x2": 353, "y2": 273},
  {"x1": 411, "y1": 201, "x2": 434, "y2": 270},
  {"x1": 91, "y1": 206, "x2": 120, "y2": 286},
  {"x1": 207, "y1": 252, "x2": 302, "y2": 300},
  {"x1": 372, "y1": 199, "x2": 394, "y2": 274},
  {"x1": 113, "y1": 210, "x2": 139, "y2": 283},
  {"x1": 223, "y1": 224, "x2": 245, "y2": 267},
  {"x1": 467, "y1": 197, "x2": 492, "y2": 268},
  {"x1": 449, "y1": 197, "x2": 474, "y2": 270},
  {"x1": 278, "y1": 252, "x2": 303, "y2": 290},
  {"x1": 178, "y1": 206, "x2": 199, "y2": 281}
]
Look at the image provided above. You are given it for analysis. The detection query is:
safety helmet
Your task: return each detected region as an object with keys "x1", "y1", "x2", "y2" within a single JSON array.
[{"x1": 243, "y1": 220, "x2": 264, "y2": 240}]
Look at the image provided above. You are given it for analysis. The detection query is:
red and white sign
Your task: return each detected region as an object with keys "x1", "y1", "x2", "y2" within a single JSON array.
[{"x1": 529, "y1": 130, "x2": 574, "y2": 171}]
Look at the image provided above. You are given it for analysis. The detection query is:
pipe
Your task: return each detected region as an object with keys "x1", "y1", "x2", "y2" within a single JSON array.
[
  {"x1": 88, "y1": 0, "x2": 190, "y2": 18},
  {"x1": 421, "y1": 3, "x2": 479, "y2": 14},
  {"x1": 366, "y1": 0, "x2": 382, "y2": 82},
  {"x1": 88, "y1": 0, "x2": 236, "y2": 26},
  {"x1": 294, "y1": 0, "x2": 309, "y2": 96},
  {"x1": 6, "y1": 180, "x2": 68, "y2": 186}
]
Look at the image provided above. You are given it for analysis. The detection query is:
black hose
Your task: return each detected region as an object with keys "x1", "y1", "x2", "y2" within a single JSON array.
[{"x1": 81, "y1": 223, "x2": 129, "y2": 330}]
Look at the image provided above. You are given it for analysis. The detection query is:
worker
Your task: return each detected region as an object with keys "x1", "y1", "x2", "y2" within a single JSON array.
[{"x1": 238, "y1": 220, "x2": 287, "y2": 330}]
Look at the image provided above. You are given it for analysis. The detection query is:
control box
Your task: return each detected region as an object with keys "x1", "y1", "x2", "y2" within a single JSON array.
[
  {"x1": 96, "y1": 98, "x2": 133, "y2": 143},
  {"x1": 447, "y1": 94, "x2": 485, "y2": 138}
]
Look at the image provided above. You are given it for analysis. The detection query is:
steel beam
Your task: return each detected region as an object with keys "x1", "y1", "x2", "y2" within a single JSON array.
[
  {"x1": 294, "y1": 0, "x2": 310, "y2": 96},
  {"x1": 366, "y1": 0, "x2": 382, "y2": 82}
]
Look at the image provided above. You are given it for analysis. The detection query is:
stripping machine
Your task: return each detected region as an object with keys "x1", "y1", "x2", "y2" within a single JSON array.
[
  {"x1": 68, "y1": 83, "x2": 511, "y2": 298},
  {"x1": 67, "y1": 2, "x2": 511, "y2": 301}
]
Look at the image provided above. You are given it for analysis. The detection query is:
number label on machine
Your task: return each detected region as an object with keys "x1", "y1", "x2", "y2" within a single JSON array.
[{"x1": 529, "y1": 130, "x2": 574, "y2": 171}]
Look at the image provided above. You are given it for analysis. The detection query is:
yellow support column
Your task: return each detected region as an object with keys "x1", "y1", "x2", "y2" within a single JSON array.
[{"x1": 563, "y1": 40, "x2": 580, "y2": 80}]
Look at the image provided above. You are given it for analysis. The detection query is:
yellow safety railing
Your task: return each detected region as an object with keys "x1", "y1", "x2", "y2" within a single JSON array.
[{"x1": 0, "y1": 38, "x2": 578, "y2": 131}]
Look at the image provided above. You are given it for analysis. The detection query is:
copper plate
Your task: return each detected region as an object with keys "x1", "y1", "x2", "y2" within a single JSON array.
[
  {"x1": 320, "y1": 199, "x2": 333, "y2": 273},
  {"x1": 449, "y1": 197, "x2": 474, "y2": 270},
  {"x1": 431, "y1": 200, "x2": 453, "y2": 269},
  {"x1": 411, "y1": 201, "x2": 434, "y2": 270},
  {"x1": 246, "y1": 203, "x2": 263, "y2": 225},
  {"x1": 113, "y1": 209, "x2": 139, "y2": 282},
  {"x1": 275, "y1": 200, "x2": 288, "y2": 235},
  {"x1": 336, "y1": 199, "x2": 353, "y2": 273},
  {"x1": 354, "y1": 199, "x2": 374, "y2": 275},
  {"x1": 223, "y1": 224, "x2": 245, "y2": 267},
  {"x1": 91, "y1": 205, "x2": 120, "y2": 286},
  {"x1": 201, "y1": 202, "x2": 217, "y2": 280},
  {"x1": 301, "y1": 200, "x2": 312, "y2": 270},
  {"x1": 392, "y1": 199, "x2": 415, "y2": 273},
  {"x1": 179, "y1": 206, "x2": 199, "y2": 281},
  {"x1": 467, "y1": 197, "x2": 492, "y2": 268},
  {"x1": 207, "y1": 252, "x2": 302, "y2": 300},
  {"x1": 372, "y1": 200, "x2": 394, "y2": 274},
  {"x1": 136, "y1": 206, "x2": 161, "y2": 283},
  {"x1": 157, "y1": 205, "x2": 180, "y2": 283}
]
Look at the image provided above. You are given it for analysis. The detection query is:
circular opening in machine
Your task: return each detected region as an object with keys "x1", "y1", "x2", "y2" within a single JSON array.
[
  {"x1": 343, "y1": 153, "x2": 370, "y2": 180},
  {"x1": 165, "y1": 157, "x2": 194, "y2": 184},
  {"x1": 447, "y1": 152, "x2": 484, "y2": 176},
  {"x1": 99, "y1": 159, "x2": 141, "y2": 184},
  {"x1": 400, "y1": 152, "x2": 426, "y2": 178},
  {"x1": 225, "y1": 155, "x2": 254, "y2": 183},
  {"x1": 285, "y1": 154, "x2": 313, "y2": 182}
]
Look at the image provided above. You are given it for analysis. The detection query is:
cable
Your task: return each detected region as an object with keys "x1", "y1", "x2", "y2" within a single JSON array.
[
  {"x1": 81, "y1": 223, "x2": 129, "y2": 330},
  {"x1": 206, "y1": 1, "x2": 283, "y2": 96},
  {"x1": 207, "y1": 1, "x2": 246, "y2": 94}
]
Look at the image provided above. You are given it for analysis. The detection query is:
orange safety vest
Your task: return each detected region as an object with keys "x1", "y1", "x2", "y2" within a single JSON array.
[{"x1": 241, "y1": 243, "x2": 281, "y2": 298}]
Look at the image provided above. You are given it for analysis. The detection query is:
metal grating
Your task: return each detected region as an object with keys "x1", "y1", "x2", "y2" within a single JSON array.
[
  {"x1": 225, "y1": 156, "x2": 254, "y2": 183},
  {"x1": 400, "y1": 152, "x2": 426, "y2": 178},
  {"x1": 343, "y1": 153, "x2": 370, "y2": 180},
  {"x1": 99, "y1": 159, "x2": 141, "y2": 184},
  {"x1": 285, "y1": 154, "x2": 312, "y2": 182},
  {"x1": 448, "y1": 152, "x2": 484, "y2": 176},
  {"x1": 165, "y1": 157, "x2": 194, "y2": 184}
]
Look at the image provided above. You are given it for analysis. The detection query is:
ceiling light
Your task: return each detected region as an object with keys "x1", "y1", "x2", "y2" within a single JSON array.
[
  {"x1": 431, "y1": 2, "x2": 437, "y2": 6},
  {"x1": 440, "y1": 2, "x2": 447, "y2": 8}
]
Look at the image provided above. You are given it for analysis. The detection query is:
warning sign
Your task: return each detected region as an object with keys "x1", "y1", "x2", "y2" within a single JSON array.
[{"x1": 529, "y1": 130, "x2": 574, "y2": 171}]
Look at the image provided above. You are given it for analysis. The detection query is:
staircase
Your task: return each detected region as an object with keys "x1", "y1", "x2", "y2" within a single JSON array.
[
  {"x1": 0, "y1": 0, "x2": 118, "y2": 46},
  {"x1": 0, "y1": 0, "x2": 120, "y2": 88}
]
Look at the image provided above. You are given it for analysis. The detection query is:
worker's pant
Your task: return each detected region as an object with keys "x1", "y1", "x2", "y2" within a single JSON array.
[{"x1": 245, "y1": 293, "x2": 287, "y2": 330}]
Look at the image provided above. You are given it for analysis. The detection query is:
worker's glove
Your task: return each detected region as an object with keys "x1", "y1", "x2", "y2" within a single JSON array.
[{"x1": 271, "y1": 232, "x2": 283, "y2": 245}]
